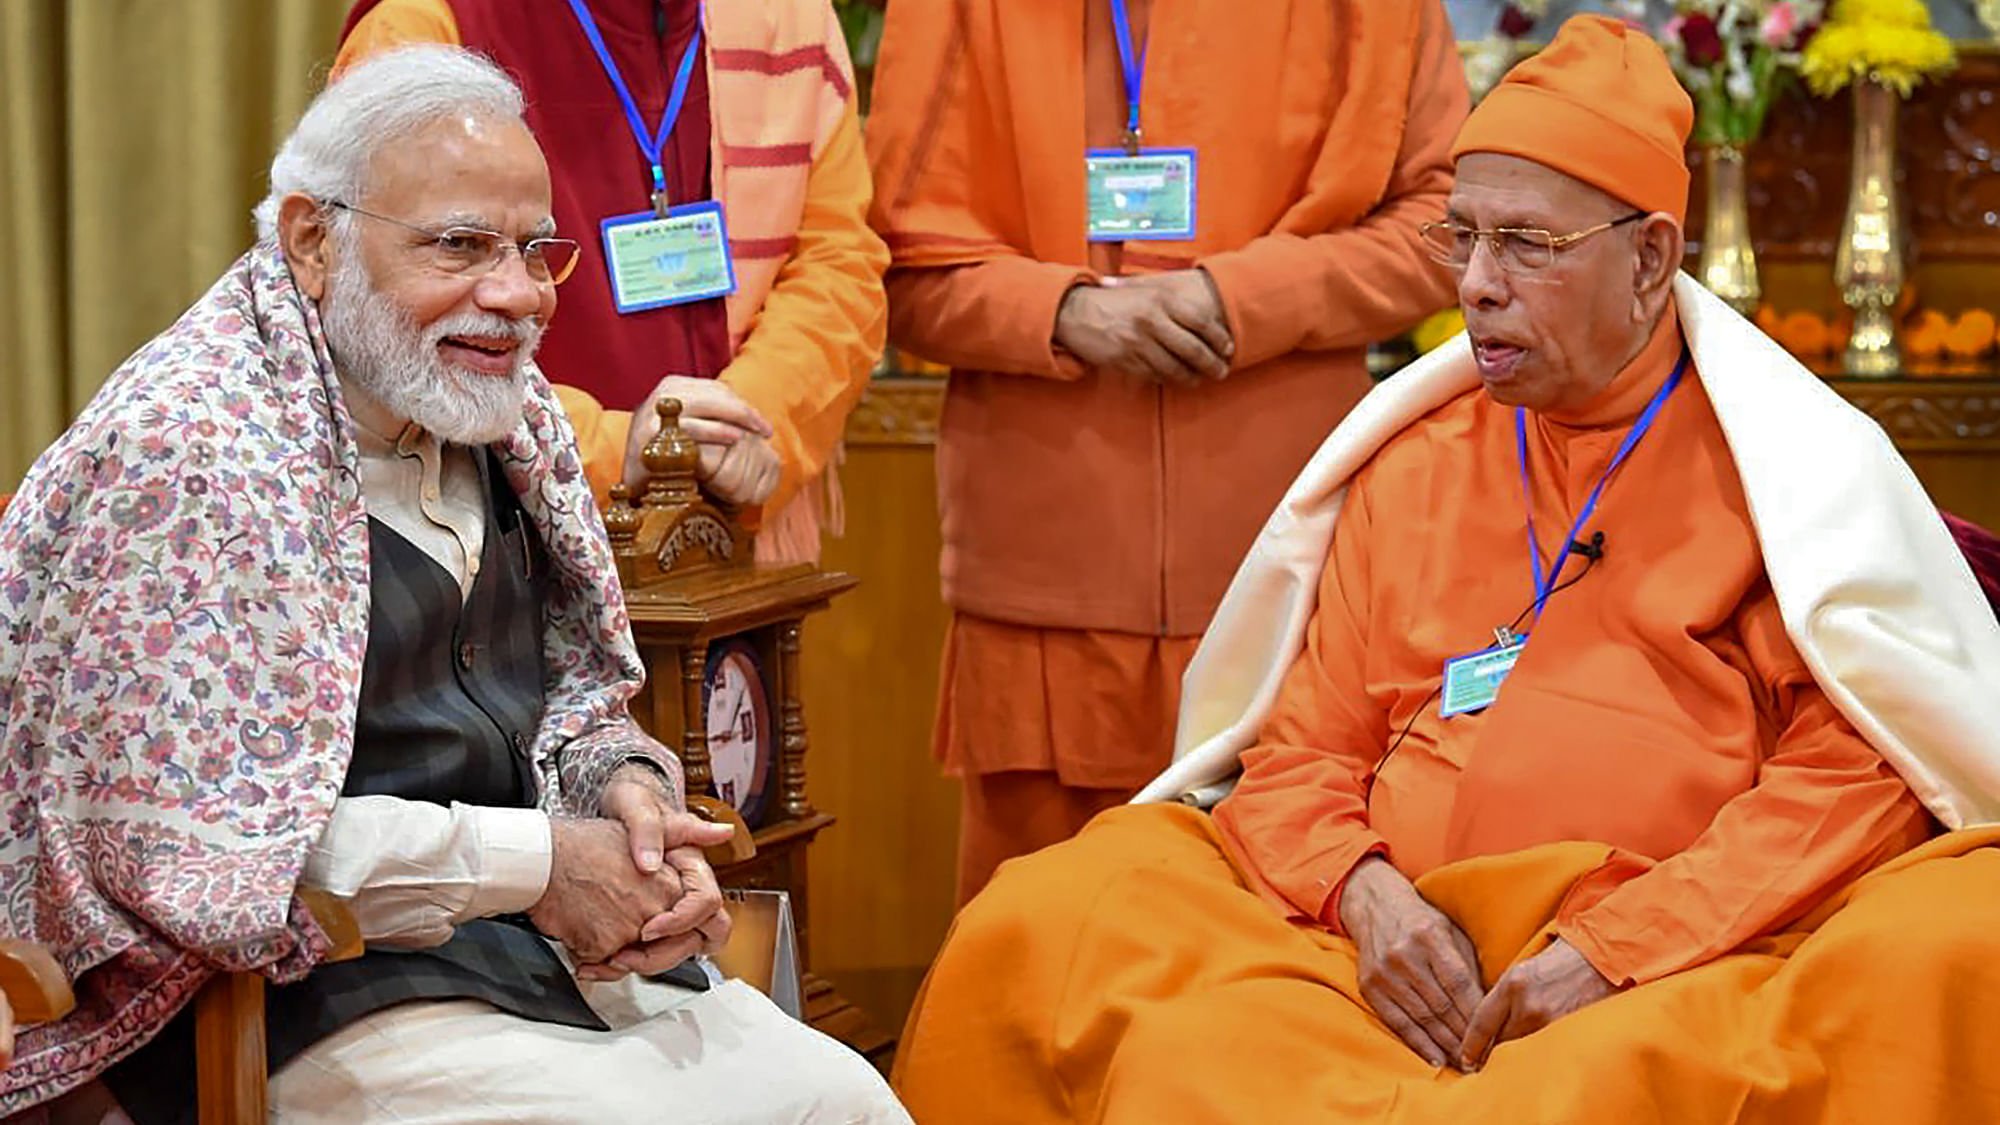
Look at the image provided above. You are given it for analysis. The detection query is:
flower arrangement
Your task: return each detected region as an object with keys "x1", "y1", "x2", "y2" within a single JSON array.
[
  {"x1": 1460, "y1": 0, "x2": 1552, "y2": 102},
  {"x1": 1798, "y1": 0, "x2": 1955, "y2": 99},
  {"x1": 1658, "y1": 1, "x2": 1825, "y2": 146}
]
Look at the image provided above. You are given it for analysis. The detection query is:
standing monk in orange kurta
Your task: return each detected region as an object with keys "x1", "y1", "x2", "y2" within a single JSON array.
[
  {"x1": 865, "y1": 0, "x2": 1469, "y2": 901},
  {"x1": 892, "y1": 18, "x2": 2000, "y2": 1124}
]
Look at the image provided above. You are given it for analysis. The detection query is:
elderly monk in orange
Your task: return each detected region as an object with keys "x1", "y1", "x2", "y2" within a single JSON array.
[
  {"x1": 866, "y1": 0, "x2": 1469, "y2": 902},
  {"x1": 892, "y1": 17, "x2": 2000, "y2": 1124}
]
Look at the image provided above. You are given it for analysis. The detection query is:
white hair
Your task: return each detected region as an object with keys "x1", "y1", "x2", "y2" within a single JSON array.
[{"x1": 253, "y1": 46, "x2": 525, "y2": 240}]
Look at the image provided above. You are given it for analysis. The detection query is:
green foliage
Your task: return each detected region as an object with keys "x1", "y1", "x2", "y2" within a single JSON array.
[{"x1": 832, "y1": 0, "x2": 885, "y2": 70}]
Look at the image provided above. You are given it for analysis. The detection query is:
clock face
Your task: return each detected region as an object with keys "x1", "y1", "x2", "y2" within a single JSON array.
[{"x1": 703, "y1": 638, "x2": 774, "y2": 826}]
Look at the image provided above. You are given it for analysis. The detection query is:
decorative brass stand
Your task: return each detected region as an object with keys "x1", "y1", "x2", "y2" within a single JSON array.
[
  {"x1": 1696, "y1": 143, "x2": 1761, "y2": 316},
  {"x1": 1835, "y1": 79, "x2": 1908, "y2": 378}
]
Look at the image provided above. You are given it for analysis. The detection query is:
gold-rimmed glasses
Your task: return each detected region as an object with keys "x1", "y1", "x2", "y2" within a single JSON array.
[
  {"x1": 1418, "y1": 213, "x2": 1646, "y2": 273},
  {"x1": 325, "y1": 200, "x2": 581, "y2": 285}
]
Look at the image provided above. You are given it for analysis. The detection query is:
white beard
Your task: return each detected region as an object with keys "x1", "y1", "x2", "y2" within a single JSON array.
[{"x1": 319, "y1": 250, "x2": 542, "y2": 446}]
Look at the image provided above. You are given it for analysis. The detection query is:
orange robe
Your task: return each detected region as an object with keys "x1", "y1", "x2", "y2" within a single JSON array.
[
  {"x1": 1215, "y1": 309, "x2": 1931, "y2": 981},
  {"x1": 892, "y1": 318, "x2": 1954, "y2": 1122},
  {"x1": 868, "y1": 0, "x2": 1468, "y2": 898},
  {"x1": 337, "y1": 0, "x2": 888, "y2": 559}
]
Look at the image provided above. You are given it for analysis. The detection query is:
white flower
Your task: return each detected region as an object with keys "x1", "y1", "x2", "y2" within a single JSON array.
[
  {"x1": 1463, "y1": 37, "x2": 1513, "y2": 101},
  {"x1": 1726, "y1": 59, "x2": 1757, "y2": 103}
]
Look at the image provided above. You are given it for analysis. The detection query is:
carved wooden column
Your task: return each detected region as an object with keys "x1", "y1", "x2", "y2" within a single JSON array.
[
  {"x1": 679, "y1": 641, "x2": 712, "y2": 795},
  {"x1": 779, "y1": 620, "x2": 814, "y2": 820}
]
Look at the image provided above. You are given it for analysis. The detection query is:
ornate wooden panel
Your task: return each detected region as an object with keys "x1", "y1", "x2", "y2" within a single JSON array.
[
  {"x1": 1831, "y1": 377, "x2": 2000, "y2": 452},
  {"x1": 846, "y1": 374, "x2": 945, "y2": 446}
]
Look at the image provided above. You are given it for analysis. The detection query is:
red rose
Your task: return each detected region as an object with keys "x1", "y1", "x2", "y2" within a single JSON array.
[
  {"x1": 1679, "y1": 12, "x2": 1724, "y2": 67},
  {"x1": 1497, "y1": 3, "x2": 1536, "y2": 38}
]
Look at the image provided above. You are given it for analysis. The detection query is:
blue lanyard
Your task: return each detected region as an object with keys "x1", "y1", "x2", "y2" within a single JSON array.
[
  {"x1": 1514, "y1": 349, "x2": 1689, "y2": 623},
  {"x1": 1108, "y1": 0, "x2": 1145, "y2": 151},
  {"x1": 565, "y1": 0, "x2": 704, "y2": 212}
]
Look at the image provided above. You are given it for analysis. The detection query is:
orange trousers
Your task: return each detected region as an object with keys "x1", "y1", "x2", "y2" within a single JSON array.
[{"x1": 934, "y1": 614, "x2": 1200, "y2": 904}]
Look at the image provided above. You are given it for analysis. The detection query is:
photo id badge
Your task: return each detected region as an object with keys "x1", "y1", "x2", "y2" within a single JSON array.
[
  {"x1": 1439, "y1": 639, "x2": 1527, "y2": 719},
  {"x1": 600, "y1": 201, "x2": 737, "y2": 314},
  {"x1": 1085, "y1": 148, "x2": 1197, "y2": 242}
]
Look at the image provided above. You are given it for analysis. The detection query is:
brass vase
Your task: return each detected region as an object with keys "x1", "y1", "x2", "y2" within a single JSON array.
[
  {"x1": 1696, "y1": 143, "x2": 1760, "y2": 316},
  {"x1": 1834, "y1": 79, "x2": 1908, "y2": 378}
]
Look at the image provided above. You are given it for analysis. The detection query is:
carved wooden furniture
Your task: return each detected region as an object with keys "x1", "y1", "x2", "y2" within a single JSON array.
[
  {"x1": 1822, "y1": 374, "x2": 2000, "y2": 529},
  {"x1": 605, "y1": 400, "x2": 891, "y2": 1063},
  {"x1": 0, "y1": 890, "x2": 361, "y2": 1125}
]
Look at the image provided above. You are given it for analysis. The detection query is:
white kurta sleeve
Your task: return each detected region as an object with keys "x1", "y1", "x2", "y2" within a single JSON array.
[{"x1": 299, "y1": 794, "x2": 554, "y2": 948}]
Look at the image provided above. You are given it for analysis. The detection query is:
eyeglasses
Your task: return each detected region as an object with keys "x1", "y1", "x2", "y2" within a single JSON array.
[
  {"x1": 1418, "y1": 213, "x2": 1646, "y2": 273},
  {"x1": 324, "y1": 200, "x2": 581, "y2": 285}
]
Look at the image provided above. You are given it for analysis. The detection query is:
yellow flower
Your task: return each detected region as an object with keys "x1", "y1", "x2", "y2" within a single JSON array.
[
  {"x1": 1800, "y1": 0, "x2": 1956, "y2": 97},
  {"x1": 1412, "y1": 308, "x2": 1465, "y2": 355}
]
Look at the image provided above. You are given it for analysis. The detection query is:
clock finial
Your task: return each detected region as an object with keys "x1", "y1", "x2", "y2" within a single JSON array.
[
  {"x1": 605, "y1": 482, "x2": 641, "y2": 550},
  {"x1": 640, "y1": 397, "x2": 702, "y2": 507}
]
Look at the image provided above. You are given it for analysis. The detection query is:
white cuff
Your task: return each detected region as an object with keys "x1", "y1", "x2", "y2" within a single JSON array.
[{"x1": 459, "y1": 804, "x2": 553, "y2": 921}]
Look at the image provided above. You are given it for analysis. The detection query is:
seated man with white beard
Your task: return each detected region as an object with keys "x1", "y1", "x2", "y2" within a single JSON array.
[{"x1": 0, "y1": 47, "x2": 910, "y2": 1125}]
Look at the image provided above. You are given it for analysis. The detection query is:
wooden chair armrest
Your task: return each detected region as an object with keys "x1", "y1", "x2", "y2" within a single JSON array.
[
  {"x1": 0, "y1": 892, "x2": 353, "y2": 1033},
  {"x1": 687, "y1": 795, "x2": 757, "y2": 867},
  {"x1": 298, "y1": 888, "x2": 364, "y2": 963},
  {"x1": 0, "y1": 939, "x2": 74, "y2": 1024}
]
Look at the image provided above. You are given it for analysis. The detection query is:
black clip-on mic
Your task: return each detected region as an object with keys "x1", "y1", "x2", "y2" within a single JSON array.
[{"x1": 1567, "y1": 531, "x2": 1606, "y2": 562}]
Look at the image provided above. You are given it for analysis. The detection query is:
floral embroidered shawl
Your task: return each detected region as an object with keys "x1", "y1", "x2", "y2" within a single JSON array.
[{"x1": 0, "y1": 243, "x2": 678, "y2": 1110}]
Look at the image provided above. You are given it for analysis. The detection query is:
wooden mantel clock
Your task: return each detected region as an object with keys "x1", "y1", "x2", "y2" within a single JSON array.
[{"x1": 604, "y1": 399, "x2": 890, "y2": 1062}]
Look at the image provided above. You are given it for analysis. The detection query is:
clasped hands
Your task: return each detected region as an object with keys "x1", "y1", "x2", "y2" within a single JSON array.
[
  {"x1": 622, "y1": 375, "x2": 780, "y2": 506},
  {"x1": 1053, "y1": 268, "x2": 1235, "y2": 387},
  {"x1": 526, "y1": 762, "x2": 735, "y2": 981},
  {"x1": 1338, "y1": 857, "x2": 1618, "y2": 1072}
]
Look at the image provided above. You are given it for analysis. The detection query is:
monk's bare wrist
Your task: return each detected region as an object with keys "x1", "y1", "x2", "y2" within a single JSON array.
[{"x1": 1337, "y1": 856, "x2": 1401, "y2": 937}]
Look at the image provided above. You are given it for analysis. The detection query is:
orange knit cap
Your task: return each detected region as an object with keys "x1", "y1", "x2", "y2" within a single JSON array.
[{"x1": 1451, "y1": 15, "x2": 1694, "y2": 222}]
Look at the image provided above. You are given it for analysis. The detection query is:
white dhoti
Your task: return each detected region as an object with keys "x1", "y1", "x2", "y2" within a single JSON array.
[
  {"x1": 27, "y1": 975, "x2": 906, "y2": 1125},
  {"x1": 269, "y1": 976, "x2": 908, "y2": 1125}
]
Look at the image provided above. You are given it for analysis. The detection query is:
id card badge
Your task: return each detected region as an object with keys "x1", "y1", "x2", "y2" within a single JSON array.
[
  {"x1": 1439, "y1": 638, "x2": 1527, "y2": 718},
  {"x1": 600, "y1": 201, "x2": 738, "y2": 314},
  {"x1": 1085, "y1": 148, "x2": 1197, "y2": 242}
]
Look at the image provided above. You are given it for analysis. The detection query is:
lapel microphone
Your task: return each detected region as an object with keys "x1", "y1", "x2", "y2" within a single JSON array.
[{"x1": 1567, "y1": 531, "x2": 1607, "y2": 561}]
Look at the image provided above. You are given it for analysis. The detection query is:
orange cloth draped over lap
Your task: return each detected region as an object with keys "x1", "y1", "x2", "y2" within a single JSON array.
[
  {"x1": 894, "y1": 804, "x2": 2000, "y2": 1124},
  {"x1": 868, "y1": 0, "x2": 1468, "y2": 898}
]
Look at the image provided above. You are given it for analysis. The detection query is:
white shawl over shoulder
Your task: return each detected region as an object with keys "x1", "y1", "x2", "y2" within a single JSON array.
[{"x1": 1139, "y1": 275, "x2": 2000, "y2": 830}]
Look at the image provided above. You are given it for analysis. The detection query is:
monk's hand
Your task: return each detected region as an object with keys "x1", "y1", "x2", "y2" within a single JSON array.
[
  {"x1": 622, "y1": 374, "x2": 773, "y2": 488},
  {"x1": 1053, "y1": 280, "x2": 1230, "y2": 386},
  {"x1": 529, "y1": 817, "x2": 683, "y2": 965},
  {"x1": 1112, "y1": 269, "x2": 1235, "y2": 378},
  {"x1": 1457, "y1": 939, "x2": 1617, "y2": 1071},
  {"x1": 0, "y1": 989, "x2": 12, "y2": 1069},
  {"x1": 1338, "y1": 857, "x2": 1486, "y2": 1069},
  {"x1": 696, "y1": 432, "x2": 781, "y2": 506}
]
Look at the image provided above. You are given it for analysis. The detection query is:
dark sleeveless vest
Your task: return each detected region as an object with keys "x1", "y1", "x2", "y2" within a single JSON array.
[{"x1": 104, "y1": 451, "x2": 601, "y2": 1125}]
